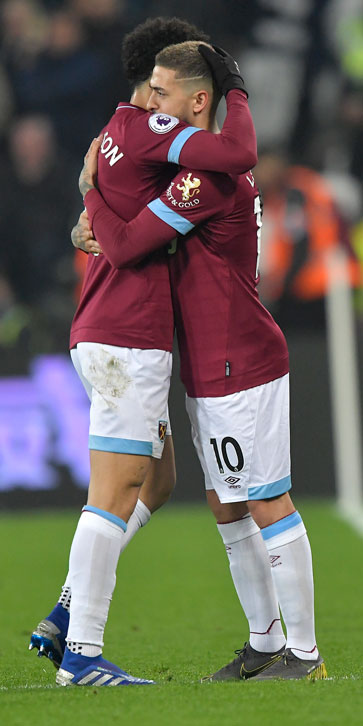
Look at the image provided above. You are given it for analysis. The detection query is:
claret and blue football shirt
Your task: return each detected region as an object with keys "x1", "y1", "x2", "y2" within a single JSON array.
[
  {"x1": 85, "y1": 164, "x2": 289, "y2": 397},
  {"x1": 70, "y1": 90, "x2": 256, "y2": 354}
]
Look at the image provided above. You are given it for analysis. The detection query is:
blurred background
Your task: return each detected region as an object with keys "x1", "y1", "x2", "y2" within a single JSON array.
[{"x1": 0, "y1": 0, "x2": 362, "y2": 511}]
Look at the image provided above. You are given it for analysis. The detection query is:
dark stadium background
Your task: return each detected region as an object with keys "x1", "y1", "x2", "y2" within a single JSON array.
[{"x1": 0, "y1": 0, "x2": 362, "y2": 509}]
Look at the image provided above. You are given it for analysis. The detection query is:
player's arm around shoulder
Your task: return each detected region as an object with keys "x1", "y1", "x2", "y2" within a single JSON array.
[{"x1": 127, "y1": 109, "x2": 257, "y2": 176}]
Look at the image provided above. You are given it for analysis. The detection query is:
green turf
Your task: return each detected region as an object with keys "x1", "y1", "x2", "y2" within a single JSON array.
[{"x1": 1, "y1": 502, "x2": 362, "y2": 725}]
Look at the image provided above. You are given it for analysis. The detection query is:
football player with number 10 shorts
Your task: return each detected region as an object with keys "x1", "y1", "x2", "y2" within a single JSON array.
[
  {"x1": 29, "y1": 19, "x2": 258, "y2": 686},
  {"x1": 79, "y1": 41, "x2": 327, "y2": 682}
]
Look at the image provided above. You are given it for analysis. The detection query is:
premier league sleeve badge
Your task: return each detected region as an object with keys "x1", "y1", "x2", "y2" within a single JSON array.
[{"x1": 148, "y1": 113, "x2": 179, "y2": 134}]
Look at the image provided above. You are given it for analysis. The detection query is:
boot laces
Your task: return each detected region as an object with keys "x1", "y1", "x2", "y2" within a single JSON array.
[{"x1": 232, "y1": 642, "x2": 248, "y2": 663}]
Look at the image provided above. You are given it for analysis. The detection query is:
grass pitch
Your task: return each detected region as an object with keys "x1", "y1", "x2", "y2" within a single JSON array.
[{"x1": 1, "y1": 501, "x2": 362, "y2": 725}]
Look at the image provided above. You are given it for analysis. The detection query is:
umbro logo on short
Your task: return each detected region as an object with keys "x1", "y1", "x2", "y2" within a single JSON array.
[
  {"x1": 270, "y1": 555, "x2": 282, "y2": 568},
  {"x1": 224, "y1": 476, "x2": 241, "y2": 487}
]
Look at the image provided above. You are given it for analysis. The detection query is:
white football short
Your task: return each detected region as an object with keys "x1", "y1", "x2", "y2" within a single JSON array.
[
  {"x1": 71, "y1": 342, "x2": 172, "y2": 459},
  {"x1": 186, "y1": 373, "x2": 291, "y2": 503}
]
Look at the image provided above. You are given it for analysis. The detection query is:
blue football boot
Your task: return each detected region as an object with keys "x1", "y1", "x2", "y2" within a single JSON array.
[
  {"x1": 29, "y1": 603, "x2": 69, "y2": 669},
  {"x1": 56, "y1": 647, "x2": 155, "y2": 686}
]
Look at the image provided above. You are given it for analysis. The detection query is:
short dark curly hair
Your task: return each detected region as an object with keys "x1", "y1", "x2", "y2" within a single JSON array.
[{"x1": 122, "y1": 16, "x2": 210, "y2": 89}]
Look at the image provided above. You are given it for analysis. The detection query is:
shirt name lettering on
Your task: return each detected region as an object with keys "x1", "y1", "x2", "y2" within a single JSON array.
[{"x1": 101, "y1": 132, "x2": 124, "y2": 167}]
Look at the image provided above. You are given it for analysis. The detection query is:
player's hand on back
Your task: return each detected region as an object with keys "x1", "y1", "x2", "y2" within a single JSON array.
[
  {"x1": 198, "y1": 44, "x2": 247, "y2": 98},
  {"x1": 71, "y1": 209, "x2": 103, "y2": 255},
  {"x1": 79, "y1": 135, "x2": 102, "y2": 200}
]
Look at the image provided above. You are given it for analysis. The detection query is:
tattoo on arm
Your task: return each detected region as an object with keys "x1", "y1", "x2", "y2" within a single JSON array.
[
  {"x1": 79, "y1": 161, "x2": 96, "y2": 199},
  {"x1": 71, "y1": 222, "x2": 85, "y2": 249},
  {"x1": 79, "y1": 178, "x2": 94, "y2": 200}
]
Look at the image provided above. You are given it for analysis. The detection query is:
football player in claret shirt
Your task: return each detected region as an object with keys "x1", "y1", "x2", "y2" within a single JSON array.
[
  {"x1": 76, "y1": 41, "x2": 327, "y2": 682},
  {"x1": 29, "y1": 19, "x2": 258, "y2": 687}
]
